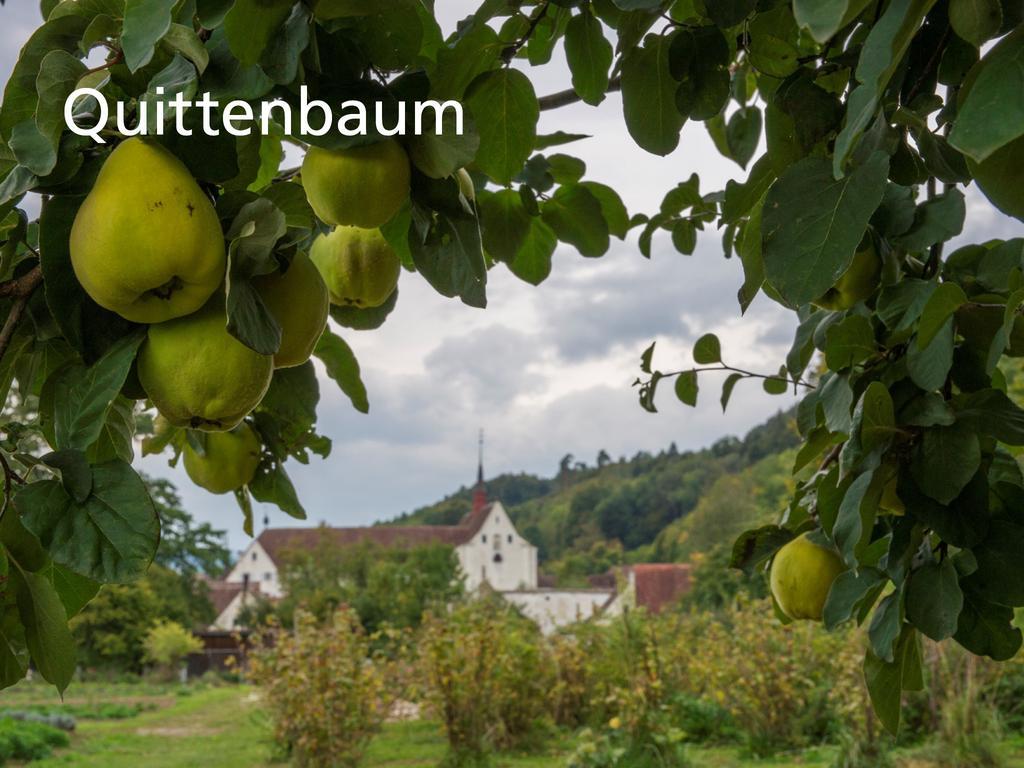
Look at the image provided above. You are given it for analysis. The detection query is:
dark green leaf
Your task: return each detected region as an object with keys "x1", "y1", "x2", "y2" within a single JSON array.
[
  {"x1": 540, "y1": 184, "x2": 610, "y2": 257},
  {"x1": 15, "y1": 461, "x2": 160, "y2": 583},
  {"x1": 564, "y1": 10, "x2": 613, "y2": 106},
  {"x1": 762, "y1": 153, "x2": 889, "y2": 307},
  {"x1": 674, "y1": 370, "x2": 697, "y2": 406},
  {"x1": 949, "y1": 15, "x2": 1024, "y2": 161},
  {"x1": 911, "y1": 421, "x2": 981, "y2": 504},
  {"x1": 465, "y1": 69, "x2": 539, "y2": 185},
  {"x1": 122, "y1": 0, "x2": 176, "y2": 72},
  {"x1": 11, "y1": 566, "x2": 74, "y2": 693},
  {"x1": 693, "y1": 333, "x2": 721, "y2": 364},
  {"x1": 314, "y1": 330, "x2": 369, "y2": 414},
  {"x1": 906, "y1": 559, "x2": 964, "y2": 641},
  {"x1": 621, "y1": 33, "x2": 685, "y2": 156},
  {"x1": 49, "y1": 331, "x2": 143, "y2": 453}
]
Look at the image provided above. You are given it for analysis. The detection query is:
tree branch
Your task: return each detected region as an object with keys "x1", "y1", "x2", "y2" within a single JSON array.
[
  {"x1": 0, "y1": 264, "x2": 43, "y2": 362},
  {"x1": 539, "y1": 76, "x2": 622, "y2": 111}
]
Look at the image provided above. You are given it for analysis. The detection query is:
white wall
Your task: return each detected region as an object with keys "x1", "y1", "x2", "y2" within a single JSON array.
[
  {"x1": 224, "y1": 540, "x2": 282, "y2": 598},
  {"x1": 458, "y1": 503, "x2": 538, "y2": 592},
  {"x1": 503, "y1": 590, "x2": 615, "y2": 635}
]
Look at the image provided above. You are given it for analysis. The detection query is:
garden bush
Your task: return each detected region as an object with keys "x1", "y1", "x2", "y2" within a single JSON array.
[
  {"x1": 419, "y1": 596, "x2": 555, "y2": 764},
  {"x1": 143, "y1": 620, "x2": 203, "y2": 680},
  {"x1": 0, "y1": 718, "x2": 69, "y2": 763},
  {"x1": 250, "y1": 608, "x2": 390, "y2": 768}
]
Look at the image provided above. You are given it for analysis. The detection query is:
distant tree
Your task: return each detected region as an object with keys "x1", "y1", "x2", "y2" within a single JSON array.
[
  {"x1": 145, "y1": 477, "x2": 232, "y2": 576},
  {"x1": 597, "y1": 449, "x2": 611, "y2": 468},
  {"x1": 667, "y1": 442, "x2": 679, "y2": 457},
  {"x1": 273, "y1": 533, "x2": 463, "y2": 633},
  {"x1": 71, "y1": 564, "x2": 212, "y2": 672},
  {"x1": 143, "y1": 620, "x2": 203, "y2": 679}
]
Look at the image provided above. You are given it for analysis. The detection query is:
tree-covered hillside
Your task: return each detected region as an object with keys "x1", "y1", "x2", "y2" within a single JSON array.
[{"x1": 391, "y1": 410, "x2": 799, "y2": 581}]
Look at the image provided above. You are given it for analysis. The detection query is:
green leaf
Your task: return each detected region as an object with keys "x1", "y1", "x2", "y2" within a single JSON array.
[
  {"x1": 465, "y1": 69, "x2": 539, "y2": 186},
  {"x1": 49, "y1": 331, "x2": 144, "y2": 453},
  {"x1": 479, "y1": 189, "x2": 531, "y2": 264},
  {"x1": 860, "y1": 381, "x2": 895, "y2": 453},
  {"x1": 823, "y1": 566, "x2": 885, "y2": 630},
  {"x1": 15, "y1": 461, "x2": 160, "y2": 583},
  {"x1": 706, "y1": 0, "x2": 756, "y2": 28},
  {"x1": 410, "y1": 211, "x2": 487, "y2": 308},
  {"x1": 47, "y1": 562, "x2": 100, "y2": 618},
  {"x1": 794, "y1": 0, "x2": 872, "y2": 42},
  {"x1": 907, "y1": 316, "x2": 954, "y2": 391},
  {"x1": 223, "y1": 0, "x2": 293, "y2": 66},
  {"x1": 508, "y1": 217, "x2": 556, "y2": 286},
  {"x1": 955, "y1": 583, "x2": 1023, "y2": 660},
  {"x1": 314, "y1": 330, "x2": 369, "y2": 414},
  {"x1": 122, "y1": 0, "x2": 177, "y2": 72},
  {"x1": 864, "y1": 625, "x2": 919, "y2": 735},
  {"x1": 949, "y1": 0, "x2": 1003, "y2": 45},
  {"x1": 540, "y1": 184, "x2": 610, "y2": 258},
  {"x1": 833, "y1": 0, "x2": 938, "y2": 175},
  {"x1": 11, "y1": 566, "x2": 75, "y2": 693},
  {"x1": 911, "y1": 422, "x2": 981, "y2": 505},
  {"x1": 564, "y1": 10, "x2": 613, "y2": 106},
  {"x1": 954, "y1": 388, "x2": 1024, "y2": 445},
  {"x1": 250, "y1": 460, "x2": 306, "y2": 520},
  {"x1": 720, "y1": 372, "x2": 743, "y2": 412},
  {"x1": 0, "y1": 606, "x2": 29, "y2": 690},
  {"x1": 834, "y1": 469, "x2": 877, "y2": 564},
  {"x1": 693, "y1": 333, "x2": 722, "y2": 364},
  {"x1": 970, "y1": 520, "x2": 1024, "y2": 607},
  {"x1": 408, "y1": 113, "x2": 480, "y2": 180},
  {"x1": 11, "y1": 50, "x2": 86, "y2": 177},
  {"x1": 906, "y1": 559, "x2": 964, "y2": 641},
  {"x1": 0, "y1": 15, "x2": 89, "y2": 143},
  {"x1": 824, "y1": 315, "x2": 876, "y2": 370},
  {"x1": 674, "y1": 370, "x2": 698, "y2": 406},
  {"x1": 725, "y1": 107, "x2": 762, "y2": 170},
  {"x1": 163, "y1": 22, "x2": 210, "y2": 74},
  {"x1": 894, "y1": 191, "x2": 966, "y2": 254},
  {"x1": 917, "y1": 282, "x2": 967, "y2": 349},
  {"x1": 621, "y1": 33, "x2": 685, "y2": 156},
  {"x1": 41, "y1": 449, "x2": 91, "y2": 503},
  {"x1": 730, "y1": 525, "x2": 794, "y2": 576},
  {"x1": 949, "y1": 27, "x2": 1024, "y2": 162},
  {"x1": 762, "y1": 153, "x2": 889, "y2": 307},
  {"x1": 869, "y1": 591, "x2": 905, "y2": 662},
  {"x1": 579, "y1": 182, "x2": 629, "y2": 239}
]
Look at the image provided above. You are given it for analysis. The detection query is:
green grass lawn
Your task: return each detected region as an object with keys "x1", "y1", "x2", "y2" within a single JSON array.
[{"x1": 2, "y1": 681, "x2": 1022, "y2": 768}]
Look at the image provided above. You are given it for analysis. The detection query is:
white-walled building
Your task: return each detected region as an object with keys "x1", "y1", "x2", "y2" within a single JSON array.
[{"x1": 206, "y1": 462, "x2": 691, "y2": 634}]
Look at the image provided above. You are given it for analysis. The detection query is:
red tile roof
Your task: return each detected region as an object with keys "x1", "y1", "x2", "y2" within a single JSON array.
[
  {"x1": 204, "y1": 580, "x2": 261, "y2": 616},
  {"x1": 627, "y1": 564, "x2": 692, "y2": 613},
  {"x1": 254, "y1": 506, "x2": 495, "y2": 565}
]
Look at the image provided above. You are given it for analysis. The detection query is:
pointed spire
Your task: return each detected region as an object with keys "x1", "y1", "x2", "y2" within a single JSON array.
[{"x1": 472, "y1": 429, "x2": 487, "y2": 516}]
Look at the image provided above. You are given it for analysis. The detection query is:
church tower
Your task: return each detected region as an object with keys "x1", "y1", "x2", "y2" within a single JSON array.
[{"x1": 471, "y1": 429, "x2": 487, "y2": 516}]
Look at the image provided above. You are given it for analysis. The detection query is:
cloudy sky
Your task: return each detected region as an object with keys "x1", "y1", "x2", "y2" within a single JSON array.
[{"x1": 2, "y1": 3, "x2": 1021, "y2": 553}]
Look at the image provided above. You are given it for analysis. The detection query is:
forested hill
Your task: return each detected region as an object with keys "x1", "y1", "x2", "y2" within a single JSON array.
[{"x1": 389, "y1": 410, "x2": 799, "y2": 582}]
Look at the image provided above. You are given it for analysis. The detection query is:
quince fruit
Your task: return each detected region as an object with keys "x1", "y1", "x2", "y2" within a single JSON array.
[
  {"x1": 70, "y1": 138, "x2": 225, "y2": 324},
  {"x1": 770, "y1": 533, "x2": 845, "y2": 621},
  {"x1": 254, "y1": 251, "x2": 329, "y2": 368},
  {"x1": 302, "y1": 140, "x2": 411, "y2": 228},
  {"x1": 310, "y1": 226, "x2": 400, "y2": 309},
  {"x1": 183, "y1": 423, "x2": 262, "y2": 494},
  {"x1": 813, "y1": 242, "x2": 881, "y2": 311},
  {"x1": 138, "y1": 298, "x2": 273, "y2": 431}
]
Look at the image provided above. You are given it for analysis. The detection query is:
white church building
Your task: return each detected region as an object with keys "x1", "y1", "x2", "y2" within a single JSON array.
[{"x1": 208, "y1": 460, "x2": 687, "y2": 634}]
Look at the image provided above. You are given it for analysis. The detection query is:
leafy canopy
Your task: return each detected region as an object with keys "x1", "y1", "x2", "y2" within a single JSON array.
[{"x1": 0, "y1": 0, "x2": 1021, "y2": 732}]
